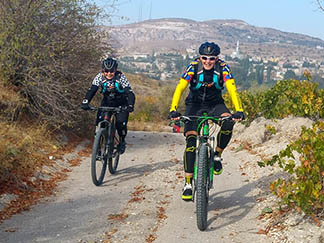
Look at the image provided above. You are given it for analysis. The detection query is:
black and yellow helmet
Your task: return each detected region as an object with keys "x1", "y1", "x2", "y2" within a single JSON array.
[{"x1": 199, "y1": 42, "x2": 220, "y2": 56}]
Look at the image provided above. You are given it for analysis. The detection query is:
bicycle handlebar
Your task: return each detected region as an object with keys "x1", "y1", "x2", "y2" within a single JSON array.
[
  {"x1": 89, "y1": 105, "x2": 128, "y2": 113},
  {"x1": 180, "y1": 115, "x2": 233, "y2": 123}
]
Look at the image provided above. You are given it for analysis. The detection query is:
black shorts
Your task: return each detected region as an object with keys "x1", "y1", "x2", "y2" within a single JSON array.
[{"x1": 184, "y1": 103, "x2": 231, "y2": 134}]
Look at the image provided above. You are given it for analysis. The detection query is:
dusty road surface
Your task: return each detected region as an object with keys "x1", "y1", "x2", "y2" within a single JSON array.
[{"x1": 1, "y1": 119, "x2": 322, "y2": 243}]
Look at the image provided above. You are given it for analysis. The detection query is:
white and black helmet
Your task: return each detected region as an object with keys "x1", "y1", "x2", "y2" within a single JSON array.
[{"x1": 102, "y1": 57, "x2": 118, "y2": 72}]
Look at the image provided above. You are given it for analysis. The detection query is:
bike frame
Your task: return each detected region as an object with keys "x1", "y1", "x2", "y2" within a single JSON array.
[
  {"x1": 93, "y1": 106, "x2": 126, "y2": 154},
  {"x1": 97, "y1": 109, "x2": 117, "y2": 158},
  {"x1": 179, "y1": 113, "x2": 233, "y2": 230},
  {"x1": 186, "y1": 113, "x2": 231, "y2": 201}
]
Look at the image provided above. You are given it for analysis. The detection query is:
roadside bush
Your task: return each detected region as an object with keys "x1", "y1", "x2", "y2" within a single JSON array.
[
  {"x1": 258, "y1": 121, "x2": 324, "y2": 214},
  {"x1": 129, "y1": 81, "x2": 187, "y2": 123},
  {"x1": 0, "y1": 0, "x2": 111, "y2": 128},
  {"x1": 224, "y1": 79, "x2": 323, "y2": 122},
  {"x1": 260, "y1": 79, "x2": 322, "y2": 119}
]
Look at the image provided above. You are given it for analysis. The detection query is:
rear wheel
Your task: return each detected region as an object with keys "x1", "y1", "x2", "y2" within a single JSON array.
[
  {"x1": 108, "y1": 116, "x2": 120, "y2": 174},
  {"x1": 91, "y1": 128, "x2": 108, "y2": 186},
  {"x1": 196, "y1": 143, "x2": 208, "y2": 231}
]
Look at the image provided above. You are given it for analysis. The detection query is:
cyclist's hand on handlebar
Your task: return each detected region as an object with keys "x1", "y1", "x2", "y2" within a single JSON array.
[
  {"x1": 168, "y1": 111, "x2": 181, "y2": 120},
  {"x1": 127, "y1": 105, "x2": 134, "y2": 112},
  {"x1": 232, "y1": 111, "x2": 245, "y2": 121},
  {"x1": 81, "y1": 99, "x2": 91, "y2": 110}
]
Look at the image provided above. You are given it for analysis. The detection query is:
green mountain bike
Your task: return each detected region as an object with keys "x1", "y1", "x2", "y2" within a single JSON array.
[
  {"x1": 181, "y1": 113, "x2": 233, "y2": 231},
  {"x1": 89, "y1": 106, "x2": 126, "y2": 186}
]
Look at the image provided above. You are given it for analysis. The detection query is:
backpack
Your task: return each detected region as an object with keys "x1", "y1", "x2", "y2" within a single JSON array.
[{"x1": 191, "y1": 60, "x2": 224, "y2": 90}]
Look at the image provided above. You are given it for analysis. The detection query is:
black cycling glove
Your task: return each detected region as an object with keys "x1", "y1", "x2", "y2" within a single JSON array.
[
  {"x1": 127, "y1": 105, "x2": 134, "y2": 112},
  {"x1": 81, "y1": 99, "x2": 90, "y2": 110},
  {"x1": 232, "y1": 111, "x2": 245, "y2": 120},
  {"x1": 168, "y1": 111, "x2": 181, "y2": 119}
]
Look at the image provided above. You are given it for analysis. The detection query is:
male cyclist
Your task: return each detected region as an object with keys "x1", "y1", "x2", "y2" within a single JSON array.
[
  {"x1": 81, "y1": 57, "x2": 135, "y2": 154},
  {"x1": 169, "y1": 42, "x2": 245, "y2": 200}
]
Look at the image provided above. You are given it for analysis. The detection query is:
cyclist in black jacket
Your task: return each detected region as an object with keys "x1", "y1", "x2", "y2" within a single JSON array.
[{"x1": 81, "y1": 57, "x2": 135, "y2": 154}]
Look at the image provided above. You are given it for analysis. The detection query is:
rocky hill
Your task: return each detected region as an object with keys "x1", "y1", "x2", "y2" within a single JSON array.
[
  {"x1": 105, "y1": 18, "x2": 324, "y2": 59},
  {"x1": 101, "y1": 18, "x2": 324, "y2": 83}
]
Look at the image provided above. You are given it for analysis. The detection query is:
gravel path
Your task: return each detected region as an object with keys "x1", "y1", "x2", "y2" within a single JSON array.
[{"x1": 0, "y1": 118, "x2": 323, "y2": 243}]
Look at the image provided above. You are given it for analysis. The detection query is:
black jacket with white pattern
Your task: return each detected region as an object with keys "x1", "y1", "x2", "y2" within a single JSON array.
[{"x1": 84, "y1": 71, "x2": 135, "y2": 107}]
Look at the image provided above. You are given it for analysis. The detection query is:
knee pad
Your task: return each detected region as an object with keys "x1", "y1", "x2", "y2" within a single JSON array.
[
  {"x1": 221, "y1": 119, "x2": 234, "y2": 132},
  {"x1": 217, "y1": 120, "x2": 234, "y2": 150},
  {"x1": 185, "y1": 134, "x2": 197, "y2": 151},
  {"x1": 184, "y1": 135, "x2": 197, "y2": 173},
  {"x1": 116, "y1": 122, "x2": 127, "y2": 136}
]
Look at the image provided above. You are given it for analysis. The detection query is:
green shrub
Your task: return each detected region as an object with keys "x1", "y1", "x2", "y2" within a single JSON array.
[
  {"x1": 224, "y1": 79, "x2": 323, "y2": 122},
  {"x1": 258, "y1": 121, "x2": 324, "y2": 214}
]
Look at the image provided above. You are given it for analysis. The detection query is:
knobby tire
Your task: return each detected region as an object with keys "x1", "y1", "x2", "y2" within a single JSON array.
[
  {"x1": 108, "y1": 119, "x2": 120, "y2": 174},
  {"x1": 91, "y1": 128, "x2": 108, "y2": 186},
  {"x1": 196, "y1": 143, "x2": 209, "y2": 231}
]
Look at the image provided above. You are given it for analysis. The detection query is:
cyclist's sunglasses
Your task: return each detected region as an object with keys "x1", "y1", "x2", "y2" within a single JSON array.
[
  {"x1": 103, "y1": 68, "x2": 115, "y2": 73},
  {"x1": 201, "y1": 56, "x2": 217, "y2": 61}
]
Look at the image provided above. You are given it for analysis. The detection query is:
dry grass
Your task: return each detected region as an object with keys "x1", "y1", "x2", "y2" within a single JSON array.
[
  {"x1": 0, "y1": 83, "x2": 26, "y2": 122},
  {"x1": 128, "y1": 120, "x2": 172, "y2": 133},
  {"x1": 0, "y1": 121, "x2": 57, "y2": 187}
]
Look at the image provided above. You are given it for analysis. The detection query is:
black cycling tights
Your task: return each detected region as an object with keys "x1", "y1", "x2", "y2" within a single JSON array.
[
  {"x1": 183, "y1": 120, "x2": 234, "y2": 173},
  {"x1": 183, "y1": 134, "x2": 197, "y2": 173},
  {"x1": 96, "y1": 110, "x2": 129, "y2": 141},
  {"x1": 217, "y1": 119, "x2": 234, "y2": 149}
]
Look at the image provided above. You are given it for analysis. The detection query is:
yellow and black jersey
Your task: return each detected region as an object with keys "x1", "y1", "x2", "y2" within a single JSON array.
[{"x1": 170, "y1": 58, "x2": 243, "y2": 112}]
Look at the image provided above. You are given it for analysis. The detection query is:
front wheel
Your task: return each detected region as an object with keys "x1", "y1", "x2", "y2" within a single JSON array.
[
  {"x1": 108, "y1": 123, "x2": 120, "y2": 174},
  {"x1": 91, "y1": 128, "x2": 108, "y2": 186},
  {"x1": 196, "y1": 143, "x2": 209, "y2": 231}
]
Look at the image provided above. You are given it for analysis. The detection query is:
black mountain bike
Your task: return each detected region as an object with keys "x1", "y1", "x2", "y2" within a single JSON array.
[
  {"x1": 181, "y1": 113, "x2": 233, "y2": 231},
  {"x1": 90, "y1": 106, "x2": 127, "y2": 186}
]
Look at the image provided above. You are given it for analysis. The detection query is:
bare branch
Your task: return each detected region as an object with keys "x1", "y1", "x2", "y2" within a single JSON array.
[{"x1": 317, "y1": 0, "x2": 324, "y2": 11}]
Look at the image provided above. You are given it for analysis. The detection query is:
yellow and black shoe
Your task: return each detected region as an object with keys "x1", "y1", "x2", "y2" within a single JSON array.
[
  {"x1": 181, "y1": 183, "x2": 193, "y2": 201},
  {"x1": 213, "y1": 157, "x2": 223, "y2": 175}
]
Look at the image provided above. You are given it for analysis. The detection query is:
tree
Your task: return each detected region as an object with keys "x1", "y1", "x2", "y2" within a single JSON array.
[
  {"x1": 256, "y1": 65, "x2": 264, "y2": 85},
  {"x1": 317, "y1": 0, "x2": 324, "y2": 11},
  {"x1": 283, "y1": 70, "x2": 297, "y2": 80},
  {"x1": 0, "y1": 0, "x2": 112, "y2": 128}
]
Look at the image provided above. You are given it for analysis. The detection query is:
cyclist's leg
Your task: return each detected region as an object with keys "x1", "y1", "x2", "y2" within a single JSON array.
[
  {"x1": 181, "y1": 104, "x2": 200, "y2": 200},
  {"x1": 115, "y1": 111, "x2": 129, "y2": 154},
  {"x1": 95, "y1": 100, "x2": 106, "y2": 135},
  {"x1": 211, "y1": 103, "x2": 234, "y2": 174}
]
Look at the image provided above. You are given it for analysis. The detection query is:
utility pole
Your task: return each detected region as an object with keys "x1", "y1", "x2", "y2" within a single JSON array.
[
  {"x1": 149, "y1": 0, "x2": 152, "y2": 20},
  {"x1": 138, "y1": 1, "x2": 143, "y2": 22}
]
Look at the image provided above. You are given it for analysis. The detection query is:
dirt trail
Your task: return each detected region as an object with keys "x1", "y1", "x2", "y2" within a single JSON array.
[{"x1": 0, "y1": 118, "x2": 323, "y2": 243}]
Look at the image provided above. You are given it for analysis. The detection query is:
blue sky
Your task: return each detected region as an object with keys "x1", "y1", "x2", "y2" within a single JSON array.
[{"x1": 94, "y1": 0, "x2": 324, "y2": 40}]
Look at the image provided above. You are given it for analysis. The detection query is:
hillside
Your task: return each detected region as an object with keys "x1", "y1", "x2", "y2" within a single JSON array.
[
  {"x1": 106, "y1": 18, "x2": 324, "y2": 59},
  {"x1": 102, "y1": 18, "x2": 324, "y2": 84}
]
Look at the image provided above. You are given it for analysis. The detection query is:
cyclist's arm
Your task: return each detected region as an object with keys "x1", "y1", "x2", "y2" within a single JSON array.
[
  {"x1": 222, "y1": 63, "x2": 243, "y2": 112},
  {"x1": 169, "y1": 63, "x2": 194, "y2": 111},
  {"x1": 84, "y1": 73, "x2": 101, "y2": 102},
  {"x1": 119, "y1": 72, "x2": 136, "y2": 106},
  {"x1": 170, "y1": 78, "x2": 189, "y2": 111}
]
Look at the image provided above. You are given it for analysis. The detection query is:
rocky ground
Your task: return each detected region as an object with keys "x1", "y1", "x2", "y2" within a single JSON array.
[{"x1": 232, "y1": 116, "x2": 324, "y2": 243}]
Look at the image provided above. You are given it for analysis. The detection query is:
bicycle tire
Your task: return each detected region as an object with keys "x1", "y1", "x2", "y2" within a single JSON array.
[
  {"x1": 108, "y1": 118, "x2": 120, "y2": 174},
  {"x1": 196, "y1": 143, "x2": 209, "y2": 231},
  {"x1": 91, "y1": 128, "x2": 108, "y2": 186}
]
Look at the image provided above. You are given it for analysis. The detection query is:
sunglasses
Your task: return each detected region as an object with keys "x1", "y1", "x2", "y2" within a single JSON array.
[
  {"x1": 201, "y1": 56, "x2": 217, "y2": 61},
  {"x1": 103, "y1": 69, "x2": 115, "y2": 74}
]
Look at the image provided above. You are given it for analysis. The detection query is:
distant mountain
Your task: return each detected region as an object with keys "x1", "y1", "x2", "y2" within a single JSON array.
[{"x1": 104, "y1": 18, "x2": 324, "y2": 59}]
